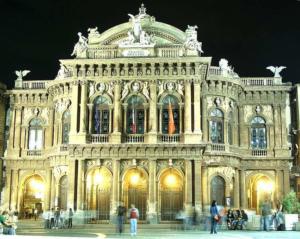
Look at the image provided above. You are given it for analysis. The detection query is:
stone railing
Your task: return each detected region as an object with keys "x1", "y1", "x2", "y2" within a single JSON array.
[
  {"x1": 88, "y1": 47, "x2": 119, "y2": 59},
  {"x1": 157, "y1": 45, "x2": 184, "y2": 58},
  {"x1": 22, "y1": 80, "x2": 49, "y2": 89},
  {"x1": 211, "y1": 143, "x2": 226, "y2": 151},
  {"x1": 251, "y1": 149, "x2": 267, "y2": 156},
  {"x1": 88, "y1": 134, "x2": 109, "y2": 143},
  {"x1": 209, "y1": 66, "x2": 222, "y2": 76},
  {"x1": 123, "y1": 134, "x2": 145, "y2": 143},
  {"x1": 26, "y1": 150, "x2": 42, "y2": 156},
  {"x1": 241, "y1": 77, "x2": 282, "y2": 86},
  {"x1": 157, "y1": 134, "x2": 181, "y2": 143}
]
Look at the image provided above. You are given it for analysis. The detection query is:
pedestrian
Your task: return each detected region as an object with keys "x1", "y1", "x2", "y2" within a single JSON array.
[
  {"x1": 68, "y1": 208, "x2": 74, "y2": 228},
  {"x1": 275, "y1": 200, "x2": 285, "y2": 231},
  {"x1": 34, "y1": 208, "x2": 38, "y2": 221},
  {"x1": 42, "y1": 210, "x2": 50, "y2": 229},
  {"x1": 116, "y1": 202, "x2": 126, "y2": 234},
  {"x1": 240, "y1": 210, "x2": 248, "y2": 230},
  {"x1": 129, "y1": 204, "x2": 139, "y2": 236},
  {"x1": 210, "y1": 200, "x2": 219, "y2": 234},
  {"x1": 59, "y1": 209, "x2": 65, "y2": 228},
  {"x1": 50, "y1": 208, "x2": 55, "y2": 229},
  {"x1": 260, "y1": 198, "x2": 272, "y2": 231},
  {"x1": 54, "y1": 208, "x2": 60, "y2": 229}
]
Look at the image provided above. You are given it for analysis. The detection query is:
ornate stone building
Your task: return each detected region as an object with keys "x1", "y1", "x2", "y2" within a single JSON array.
[{"x1": 1, "y1": 5, "x2": 294, "y2": 222}]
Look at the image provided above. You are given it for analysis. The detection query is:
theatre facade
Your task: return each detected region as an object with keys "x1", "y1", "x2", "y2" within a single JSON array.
[{"x1": 1, "y1": 5, "x2": 295, "y2": 223}]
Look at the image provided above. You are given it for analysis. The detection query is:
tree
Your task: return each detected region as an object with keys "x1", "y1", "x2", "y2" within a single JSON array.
[{"x1": 282, "y1": 191, "x2": 300, "y2": 214}]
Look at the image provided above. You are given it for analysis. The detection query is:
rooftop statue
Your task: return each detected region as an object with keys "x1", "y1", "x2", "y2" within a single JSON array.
[
  {"x1": 56, "y1": 63, "x2": 69, "y2": 79},
  {"x1": 15, "y1": 70, "x2": 30, "y2": 81},
  {"x1": 266, "y1": 66, "x2": 286, "y2": 77},
  {"x1": 219, "y1": 58, "x2": 239, "y2": 78},
  {"x1": 184, "y1": 25, "x2": 203, "y2": 54},
  {"x1": 71, "y1": 32, "x2": 88, "y2": 58},
  {"x1": 88, "y1": 27, "x2": 99, "y2": 35}
]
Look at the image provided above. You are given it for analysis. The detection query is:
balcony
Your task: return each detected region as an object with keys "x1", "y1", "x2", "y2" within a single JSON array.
[
  {"x1": 88, "y1": 134, "x2": 109, "y2": 143},
  {"x1": 26, "y1": 150, "x2": 42, "y2": 156},
  {"x1": 123, "y1": 134, "x2": 144, "y2": 143},
  {"x1": 251, "y1": 149, "x2": 267, "y2": 157},
  {"x1": 241, "y1": 77, "x2": 282, "y2": 86},
  {"x1": 211, "y1": 143, "x2": 226, "y2": 151},
  {"x1": 157, "y1": 134, "x2": 180, "y2": 143}
]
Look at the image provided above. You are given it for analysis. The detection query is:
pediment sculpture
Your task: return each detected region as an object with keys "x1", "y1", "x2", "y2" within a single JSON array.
[
  {"x1": 184, "y1": 25, "x2": 203, "y2": 54},
  {"x1": 71, "y1": 32, "x2": 88, "y2": 58}
]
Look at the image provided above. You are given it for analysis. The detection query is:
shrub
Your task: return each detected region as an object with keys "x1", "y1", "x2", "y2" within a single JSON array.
[{"x1": 282, "y1": 191, "x2": 300, "y2": 214}]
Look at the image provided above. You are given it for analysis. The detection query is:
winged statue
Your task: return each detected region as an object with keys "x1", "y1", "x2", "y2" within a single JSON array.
[
  {"x1": 266, "y1": 66, "x2": 286, "y2": 77},
  {"x1": 128, "y1": 13, "x2": 145, "y2": 40},
  {"x1": 15, "y1": 70, "x2": 30, "y2": 80}
]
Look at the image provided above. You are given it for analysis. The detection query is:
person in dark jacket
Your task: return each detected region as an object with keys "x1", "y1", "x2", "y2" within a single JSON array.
[{"x1": 210, "y1": 200, "x2": 219, "y2": 234}]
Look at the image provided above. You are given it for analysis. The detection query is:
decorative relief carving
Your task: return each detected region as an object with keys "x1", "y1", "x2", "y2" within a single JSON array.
[
  {"x1": 209, "y1": 166, "x2": 235, "y2": 182},
  {"x1": 263, "y1": 105, "x2": 273, "y2": 123},
  {"x1": 54, "y1": 98, "x2": 71, "y2": 113},
  {"x1": 53, "y1": 165, "x2": 68, "y2": 180}
]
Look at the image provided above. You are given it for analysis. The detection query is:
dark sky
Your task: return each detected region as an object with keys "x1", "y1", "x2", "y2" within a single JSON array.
[{"x1": 0, "y1": 0, "x2": 299, "y2": 88}]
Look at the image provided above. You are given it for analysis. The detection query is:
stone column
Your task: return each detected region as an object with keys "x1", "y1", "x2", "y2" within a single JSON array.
[
  {"x1": 275, "y1": 169, "x2": 283, "y2": 201},
  {"x1": 80, "y1": 82, "x2": 87, "y2": 133},
  {"x1": 77, "y1": 160, "x2": 84, "y2": 210},
  {"x1": 193, "y1": 80, "x2": 202, "y2": 136},
  {"x1": 50, "y1": 173, "x2": 56, "y2": 208},
  {"x1": 123, "y1": 105, "x2": 128, "y2": 134},
  {"x1": 283, "y1": 169, "x2": 290, "y2": 195},
  {"x1": 202, "y1": 98, "x2": 208, "y2": 142},
  {"x1": 70, "y1": 82, "x2": 79, "y2": 143},
  {"x1": 238, "y1": 105, "x2": 246, "y2": 147},
  {"x1": 10, "y1": 169, "x2": 19, "y2": 210},
  {"x1": 194, "y1": 160, "x2": 202, "y2": 212},
  {"x1": 202, "y1": 166, "x2": 209, "y2": 211},
  {"x1": 111, "y1": 81, "x2": 121, "y2": 143},
  {"x1": 273, "y1": 104, "x2": 281, "y2": 148},
  {"x1": 147, "y1": 159, "x2": 157, "y2": 223},
  {"x1": 240, "y1": 169, "x2": 246, "y2": 208},
  {"x1": 3, "y1": 169, "x2": 12, "y2": 210},
  {"x1": 68, "y1": 160, "x2": 76, "y2": 210},
  {"x1": 224, "y1": 118, "x2": 228, "y2": 145},
  {"x1": 158, "y1": 104, "x2": 163, "y2": 134},
  {"x1": 234, "y1": 169, "x2": 240, "y2": 208},
  {"x1": 45, "y1": 108, "x2": 54, "y2": 148},
  {"x1": 14, "y1": 107, "x2": 22, "y2": 150},
  {"x1": 185, "y1": 160, "x2": 193, "y2": 207},
  {"x1": 8, "y1": 108, "x2": 15, "y2": 151},
  {"x1": 184, "y1": 80, "x2": 192, "y2": 134},
  {"x1": 44, "y1": 169, "x2": 52, "y2": 211},
  {"x1": 147, "y1": 80, "x2": 157, "y2": 143},
  {"x1": 280, "y1": 104, "x2": 288, "y2": 147},
  {"x1": 111, "y1": 159, "x2": 120, "y2": 219},
  {"x1": 87, "y1": 104, "x2": 93, "y2": 134}
]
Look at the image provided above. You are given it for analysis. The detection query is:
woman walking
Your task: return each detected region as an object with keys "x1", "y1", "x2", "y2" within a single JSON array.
[{"x1": 210, "y1": 200, "x2": 219, "y2": 234}]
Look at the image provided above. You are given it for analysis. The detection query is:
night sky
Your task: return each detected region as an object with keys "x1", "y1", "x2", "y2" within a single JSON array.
[{"x1": 0, "y1": 0, "x2": 299, "y2": 88}]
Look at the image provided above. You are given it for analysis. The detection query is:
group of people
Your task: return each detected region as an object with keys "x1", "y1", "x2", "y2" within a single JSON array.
[
  {"x1": 42, "y1": 208, "x2": 74, "y2": 229},
  {"x1": 226, "y1": 209, "x2": 248, "y2": 230},
  {"x1": 260, "y1": 198, "x2": 285, "y2": 231},
  {"x1": 0, "y1": 209, "x2": 18, "y2": 235},
  {"x1": 116, "y1": 202, "x2": 140, "y2": 236}
]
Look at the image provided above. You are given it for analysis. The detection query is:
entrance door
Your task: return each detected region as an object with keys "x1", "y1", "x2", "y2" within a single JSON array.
[
  {"x1": 96, "y1": 188, "x2": 110, "y2": 220},
  {"x1": 161, "y1": 190, "x2": 183, "y2": 221},
  {"x1": 124, "y1": 188, "x2": 147, "y2": 220},
  {"x1": 210, "y1": 176, "x2": 225, "y2": 206}
]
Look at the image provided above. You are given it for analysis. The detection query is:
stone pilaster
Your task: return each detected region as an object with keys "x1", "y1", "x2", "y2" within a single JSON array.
[
  {"x1": 147, "y1": 159, "x2": 157, "y2": 223},
  {"x1": 45, "y1": 108, "x2": 54, "y2": 148},
  {"x1": 69, "y1": 83, "x2": 79, "y2": 143},
  {"x1": 111, "y1": 81, "x2": 121, "y2": 143},
  {"x1": 240, "y1": 169, "x2": 246, "y2": 208},
  {"x1": 10, "y1": 169, "x2": 19, "y2": 210},
  {"x1": 44, "y1": 169, "x2": 52, "y2": 211},
  {"x1": 283, "y1": 169, "x2": 290, "y2": 196},
  {"x1": 201, "y1": 166, "x2": 209, "y2": 211},
  {"x1": 202, "y1": 98, "x2": 208, "y2": 142},
  {"x1": 185, "y1": 160, "x2": 193, "y2": 207},
  {"x1": 14, "y1": 107, "x2": 22, "y2": 152},
  {"x1": 77, "y1": 160, "x2": 84, "y2": 210},
  {"x1": 194, "y1": 160, "x2": 202, "y2": 212},
  {"x1": 68, "y1": 160, "x2": 76, "y2": 210},
  {"x1": 147, "y1": 80, "x2": 157, "y2": 143},
  {"x1": 111, "y1": 159, "x2": 120, "y2": 220},
  {"x1": 234, "y1": 169, "x2": 240, "y2": 208},
  {"x1": 193, "y1": 80, "x2": 202, "y2": 139}
]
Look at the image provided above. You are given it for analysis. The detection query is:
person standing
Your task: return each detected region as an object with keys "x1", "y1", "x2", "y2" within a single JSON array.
[
  {"x1": 68, "y1": 208, "x2": 74, "y2": 228},
  {"x1": 34, "y1": 208, "x2": 38, "y2": 221},
  {"x1": 54, "y1": 208, "x2": 60, "y2": 229},
  {"x1": 129, "y1": 204, "x2": 139, "y2": 236},
  {"x1": 50, "y1": 208, "x2": 55, "y2": 229},
  {"x1": 116, "y1": 202, "x2": 126, "y2": 234},
  {"x1": 260, "y1": 198, "x2": 272, "y2": 231},
  {"x1": 210, "y1": 200, "x2": 219, "y2": 234}
]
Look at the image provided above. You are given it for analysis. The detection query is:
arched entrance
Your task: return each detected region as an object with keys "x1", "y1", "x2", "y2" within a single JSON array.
[
  {"x1": 20, "y1": 174, "x2": 45, "y2": 218},
  {"x1": 159, "y1": 168, "x2": 183, "y2": 221},
  {"x1": 210, "y1": 176, "x2": 225, "y2": 206},
  {"x1": 123, "y1": 168, "x2": 148, "y2": 221},
  {"x1": 86, "y1": 167, "x2": 112, "y2": 222},
  {"x1": 58, "y1": 175, "x2": 68, "y2": 210},
  {"x1": 248, "y1": 174, "x2": 274, "y2": 213}
]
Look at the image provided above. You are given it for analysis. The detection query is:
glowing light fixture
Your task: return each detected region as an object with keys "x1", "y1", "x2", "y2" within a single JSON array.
[
  {"x1": 29, "y1": 178, "x2": 45, "y2": 199},
  {"x1": 130, "y1": 172, "x2": 140, "y2": 185},
  {"x1": 257, "y1": 180, "x2": 274, "y2": 192},
  {"x1": 94, "y1": 170, "x2": 104, "y2": 185},
  {"x1": 165, "y1": 173, "x2": 176, "y2": 187}
]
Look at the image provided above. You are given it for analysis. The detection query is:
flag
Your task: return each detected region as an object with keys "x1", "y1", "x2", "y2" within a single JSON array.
[
  {"x1": 132, "y1": 108, "x2": 136, "y2": 134},
  {"x1": 168, "y1": 99, "x2": 175, "y2": 135}
]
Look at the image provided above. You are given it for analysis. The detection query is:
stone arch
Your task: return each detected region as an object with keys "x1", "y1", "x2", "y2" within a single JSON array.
[
  {"x1": 89, "y1": 93, "x2": 113, "y2": 104},
  {"x1": 209, "y1": 174, "x2": 226, "y2": 206},
  {"x1": 158, "y1": 92, "x2": 182, "y2": 104}
]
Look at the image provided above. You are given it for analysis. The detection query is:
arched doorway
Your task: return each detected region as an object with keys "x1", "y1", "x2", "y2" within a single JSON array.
[
  {"x1": 159, "y1": 169, "x2": 183, "y2": 221},
  {"x1": 58, "y1": 175, "x2": 68, "y2": 210},
  {"x1": 123, "y1": 168, "x2": 148, "y2": 221},
  {"x1": 86, "y1": 167, "x2": 112, "y2": 222},
  {"x1": 20, "y1": 174, "x2": 45, "y2": 218},
  {"x1": 210, "y1": 176, "x2": 225, "y2": 206},
  {"x1": 248, "y1": 174, "x2": 274, "y2": 213}
]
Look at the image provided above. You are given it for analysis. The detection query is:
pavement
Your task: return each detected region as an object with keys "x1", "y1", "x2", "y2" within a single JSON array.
[{"x1": 6, "y1": 219, "x2": 300, "y2": 239}]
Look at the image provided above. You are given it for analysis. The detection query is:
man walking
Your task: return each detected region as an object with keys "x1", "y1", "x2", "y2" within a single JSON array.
[
  {"x1": 68, "y1": 208, "x2": 74, "y2": 229},
  {"x1": 260, "y1": 198, "x2": 272, "y2": 231},
  {"x1": 116, "y1": 202, "x2": 126, "y2": 234},
  {"x1": 129, "y1": 204, "x2": 139, "y2": 236}
]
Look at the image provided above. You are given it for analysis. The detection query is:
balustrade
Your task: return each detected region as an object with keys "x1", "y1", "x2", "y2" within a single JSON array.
[
  {"x1": 124, "y1": 134, "x2": 144, "y2": 143},
  {"x1": 251, "y1": 149, "x2": 267, "y2": 156},
  {"x1": 88, "y1": 134, "x2": 109, "y2": 143},
  {"x1": 157, "y1": 134, "x2": 180, "y2": 143}
]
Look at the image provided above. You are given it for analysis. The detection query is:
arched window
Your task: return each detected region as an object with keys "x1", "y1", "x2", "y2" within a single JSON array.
[
  {"x1": 251, "y1": 116, "x2": 267, "y2": 149},
  {"x1": 211, "y1": 176, "x2": 225, "y2": 206},
  {"x1": 162, "y1": 95, "x2": 180, "y2": 134},
  {"x1": 62, "y1": 110, "x2": 71, "y2": 144},
  {"x1": 127, "y1": 95, "x2": 144, "y2": 134},
  {"x1": 93, "y1": 96, "x2": 110, "y2": 134},
  {"x1": 28, "y1": 118, "x2": 43, "y2": 150},
  {"x1": 209, "y1": 108, "x2": 224, "y2": 143},
  {"x1": 228, "y1": 111, "x2": 234, "y2": 145}
]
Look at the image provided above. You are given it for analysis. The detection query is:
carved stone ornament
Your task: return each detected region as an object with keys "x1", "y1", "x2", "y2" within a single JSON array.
[
  {"x1": 107, "y1": 81, "x2": 115, "y2": 96},
  {"x1": 96, "y1": 82, "x2": 107, "y2": 94},
  {"x1": 177, "y1": 81, "x2": 184, "y2": 96},
  {"x1": 215, "y1": 97, "x2": 221, "y2": 106},
  {"x1": 142, "y1": 81, "x2": 150, "y2": 100},
  {"x1": 132, "y1": 81, "x2": 141, "y2": 92},
  {"x1": 166, "y1": 82, "x2": 175, "y2": 92},
  {"x1": 255, "y1": 105, "x2": 261, "y2": 113},
  {"x1": 53, "y1": 165, "x2": 68, "y2": 180},
  {"x1": 55, "y1": 98, "x2": 71, "y2": 113},
  {"x1": 184, "y1": 25, "x2": 203, "y2": 54},
  {"x1": 71, "y1": 32, "x2": 88, "y2": 58},
  {"x1": 56, "y1": 64, "x2": 70, "y2": 79},
  {"x1": 121, "y1": 82, "x2": 130, "y2": 100},
  {"x1": 229, "y1": 100, "x2": 234, "y2": 109},
  {"x1": 89, "y1": 82, "x2": 95, "y2": 97},
  {"x1": 157, "y1": 81, "x2": 165, "y2": 96},
  {"x1": 209, "y1": 166, "x2": 235, "y2": 182}
]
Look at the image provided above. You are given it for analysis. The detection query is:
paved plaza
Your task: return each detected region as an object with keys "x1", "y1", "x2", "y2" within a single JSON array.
[{"x1": 4, "y1": 220, "x2": 299, "y2": 239}]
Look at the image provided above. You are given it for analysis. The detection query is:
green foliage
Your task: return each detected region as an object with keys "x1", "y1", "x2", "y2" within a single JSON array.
[{"x1": 282, "y1": 191, "x2": 300, "y2": 214}]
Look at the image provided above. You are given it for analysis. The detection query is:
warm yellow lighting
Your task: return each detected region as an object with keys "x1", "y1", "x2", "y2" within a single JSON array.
[
  {"x1": 257, "y1": 181, "x2": 274, "y2": 192},
  {"x1": 94, "y1": 171, "x2": 104, "y2": 185},
  {"x1": 29, "y1": 178, "x2": 45, "y2": 199},
  {"x1": 165, "y1": 174, "x2": 176, "y2": 186},
  {"x1": 130, "y1": 173, "x2": 140, "y2": 185}
]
